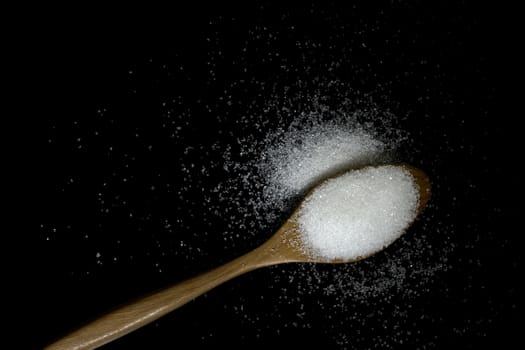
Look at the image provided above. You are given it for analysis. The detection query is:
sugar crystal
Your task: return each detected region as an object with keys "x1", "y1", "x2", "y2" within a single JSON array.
[{"x1": 297, "y1": 165, "x2": 419, "y2": 260}]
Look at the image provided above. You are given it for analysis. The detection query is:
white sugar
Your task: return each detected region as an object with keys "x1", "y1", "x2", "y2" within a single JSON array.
[
  {"x1": 297, "y1": 165, "x2": 419, "y2": 260},
  {"x1": 257, "y1": 119, "x2": 399, "y2": 216},
  {"x1": 267, "y1": 128, "x2": 385, "y2": 194}
]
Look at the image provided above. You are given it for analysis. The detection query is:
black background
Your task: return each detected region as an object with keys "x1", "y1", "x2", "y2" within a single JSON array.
[{"x1": 18, "y1": 1, "x2": 520, "y2": 349}]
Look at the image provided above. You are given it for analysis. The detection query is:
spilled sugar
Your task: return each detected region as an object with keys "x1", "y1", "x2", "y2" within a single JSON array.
[
  {"x1": 263, "y1": 126, "x2": 386, "y2": 198},
  {"x1": 297, "y1": 165, "x2": 419, "y2": 260}
]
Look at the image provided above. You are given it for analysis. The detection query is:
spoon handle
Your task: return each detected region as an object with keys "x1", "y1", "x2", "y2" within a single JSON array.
[{"x1": 44, "y1": 249, "x2": 269, "y2": 350}]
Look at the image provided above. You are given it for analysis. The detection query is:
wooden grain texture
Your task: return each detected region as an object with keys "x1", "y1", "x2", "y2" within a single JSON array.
[{"x1": 44, "y1": 164, "x2": 430, "y2": 350}]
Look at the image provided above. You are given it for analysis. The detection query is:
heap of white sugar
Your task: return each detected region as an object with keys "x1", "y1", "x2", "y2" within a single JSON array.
[
  {"x1": 270, "y1": 129, "x2": 385, "y2": 193},
  {"x1": 297, "y1": 165, "x2": 419, "y2": 260},
  {"x1": 259, "y1": 122, "x2": 393, "y2": 211}
]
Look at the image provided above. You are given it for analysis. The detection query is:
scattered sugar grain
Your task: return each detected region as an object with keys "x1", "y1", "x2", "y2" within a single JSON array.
[{"x1": 297, "y1": 165, "x2": 419, "y2": 260}]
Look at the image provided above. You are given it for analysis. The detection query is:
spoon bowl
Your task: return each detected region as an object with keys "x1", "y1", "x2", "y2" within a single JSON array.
[
  {"x1": 253, "y1": 163, "x2": 431, "y2": 265},
  {"x1": 45, "y1": 164, "x2": 430, "y2": 350}
]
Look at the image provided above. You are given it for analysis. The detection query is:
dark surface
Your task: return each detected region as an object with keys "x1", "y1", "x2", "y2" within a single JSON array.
[{"x1": 22, "y1": 2, "x2": 519, "y2": 349}]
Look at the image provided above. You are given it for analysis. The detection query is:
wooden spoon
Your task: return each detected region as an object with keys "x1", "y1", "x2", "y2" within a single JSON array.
[{"x1": 45, "y1": 164, "x2": 430, "y2": 350}]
